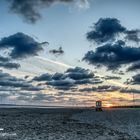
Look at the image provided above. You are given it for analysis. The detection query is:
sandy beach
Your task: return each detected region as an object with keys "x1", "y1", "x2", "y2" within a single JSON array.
[{"x1": 0, "y1": 108, "x2": 139, "y2": 140}]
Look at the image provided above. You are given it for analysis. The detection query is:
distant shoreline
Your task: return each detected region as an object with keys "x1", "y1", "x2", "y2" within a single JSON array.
[{"x1": 0, "y1": 104, "x2": 140, "y2": 109}]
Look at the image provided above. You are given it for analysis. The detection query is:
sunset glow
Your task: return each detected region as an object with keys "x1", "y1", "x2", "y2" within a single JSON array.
[{"x1": 104, "y1": 103, "x2": 113, "y2": 108}]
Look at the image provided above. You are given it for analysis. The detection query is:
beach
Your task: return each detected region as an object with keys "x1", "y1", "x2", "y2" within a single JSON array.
[{"x1": 0, "y1": 108, "x2": 139, "y2": 140}]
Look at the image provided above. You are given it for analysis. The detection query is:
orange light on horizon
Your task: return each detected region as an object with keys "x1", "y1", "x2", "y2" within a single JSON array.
[{"x1": 104, "y1": 103, "x2": 113, "y2": 108}]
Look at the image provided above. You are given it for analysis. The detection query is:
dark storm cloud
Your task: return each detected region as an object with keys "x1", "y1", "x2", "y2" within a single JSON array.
[
  {"x1": 87, "y1": 18, "x2": 126, "y2": 44},
  {"x1": 52, "y1": 72, "x2": 66, "y2": 80},
  {"x1": 85, "y1": 18, "x2": 140, "y2": 71},
  {"x1": 33, "y1": 67, "x2": 102, "y2": 90},
  {"x1": 120, "y1": 88, "x2": 140, "y2": 94},
  {"x1": 79, "y1": 85, "x2": 120, "y2": 93},
  {"x1": 0, "y1": 87, "x2": 18, "y2": 92},
  {"x1": 125, "y1": 30, "x2": 140, "y2": 43},
  {"x1": 21, "y1": 86, "x2": 43, "y2": 91},
  {"x1": 0, "y1": 62, "x2": 20, "y2": 69},
  {"x1": 117, "y1": 71, "x2": 125, "y2": 75},
  {"x1": 47, "y1": 79, "x2": 75, "y2": 90},
  {"x1": 57, "y1": 91, "x2": 81, "y2": 96},
  {"x1": 0, "y1": 56, "x2": 9, "y2": 62},
  {"x1": 7, "y1": 0, "x2": 89, "y2": 23},
  {"x1": 86, "y1": 18, "x2": 140, "y2": 44},
  {"x1": 49, "y1": 47, "x2": 64, "y2": 55},
  {"x1": 74, "y1": 79, "x2": 102, "y2": 85},
  {"x1": 0, "y1": 77, "x2": 28, "y2": 88},
  {"x1": 83, "y1": 41, "x2": 140, "y2": 71},
  {"x1": 33, "y1": 72, "x2": 66, "y2": 81},
  {"x1": 0, "y1": 71, "x2": 42, "y2": 92},
  {"x1": 0, "y1": 32, "x2": 48, "y2": 69},
  {"x1": 24, "y1": 75, "x2": 30, "y2": 79},
  {"x1": 65, "y1": 67, "x2": 102, "y2": 86},
  {"x1": 0, "y1": 32, "x2": 48, "y2": 59},
  {"x1": 104, "y1": 75, "x2": 121, "y2": 80},
  {"x1": 0, "y1": 56, "x2": 20, "y2": 69},
  {"x1": 65, "y1": 67, "x2": 95, "y2": 80},
  {"x1": 126, "y1": 74, "x2": 140, "y2": 85},
  {"x1": 33, "y1": 73, "x2": 52, "y2": 81},
  {"x1": 79, "y1": 85, "x2": 140, "y2": 94},
  {"x1": 127, "y1": 62, "x2": 140, "y2": 72}
]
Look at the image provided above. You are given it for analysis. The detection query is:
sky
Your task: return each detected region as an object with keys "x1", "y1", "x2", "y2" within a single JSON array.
[{"x1": 0, "y1": 0, "x2": 140, "y2": 107}]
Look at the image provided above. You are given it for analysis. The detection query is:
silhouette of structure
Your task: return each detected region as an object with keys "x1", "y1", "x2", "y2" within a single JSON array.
[{"x1": 95, "y1": 100, "x2": 102, "y2": 111}]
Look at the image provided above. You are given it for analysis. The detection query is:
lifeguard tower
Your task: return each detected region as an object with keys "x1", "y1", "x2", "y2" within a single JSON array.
[{"x1": 95, "y1": 100, "x2": 102, "y2": 111}]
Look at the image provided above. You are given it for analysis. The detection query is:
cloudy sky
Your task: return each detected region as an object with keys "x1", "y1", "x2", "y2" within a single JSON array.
[{"x1": 0, "y1": 0, "x2": 140, "y2": 107}]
